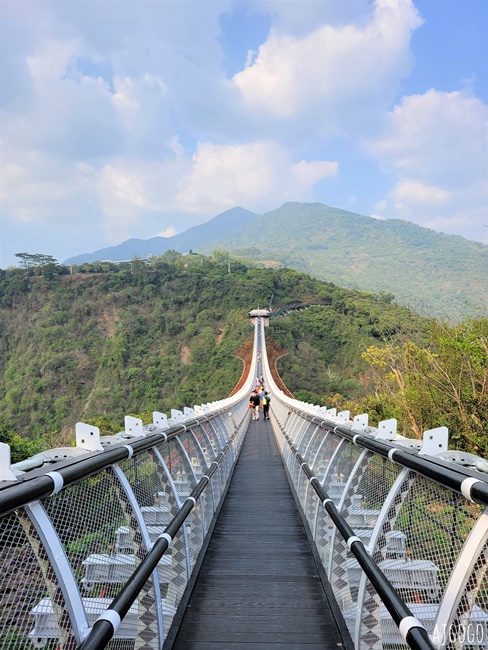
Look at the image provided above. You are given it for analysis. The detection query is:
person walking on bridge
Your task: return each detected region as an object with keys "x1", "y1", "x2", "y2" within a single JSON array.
[
  {"x1": 249, "y1": 390, "x2": 261, "y2": 420},
  {"x1": 262, "y1": 391, "x2": 271, "y2": 420}
]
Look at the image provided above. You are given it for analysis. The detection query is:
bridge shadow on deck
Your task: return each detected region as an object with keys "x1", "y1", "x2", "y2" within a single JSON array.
[{"x1": 169, "y1": 416, "x2": 346, "y2": 650}]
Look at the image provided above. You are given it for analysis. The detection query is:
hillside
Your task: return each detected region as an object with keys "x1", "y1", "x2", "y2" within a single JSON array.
[
  {"x1": 201, "y1": 202, "x2": 488, "y2": 319},
  {"x1": 64, "y1": 207, "x2": 259, "y2": 264},
  {"x1": 0, "y1": 254, "x2": 422, "y2": 451},
  {"x1": 63, "y1": 202, "x2": 488, "y2": 320}
]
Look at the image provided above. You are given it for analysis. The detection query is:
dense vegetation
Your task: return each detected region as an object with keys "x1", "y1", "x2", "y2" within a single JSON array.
[
  {"x1": 202, "y1": 202, "x2": 488, "y2": 320},
  {"x1": 1, "y1": 251, "x2": 486, "y2": 461},
  {"x1": 0, "y1": 252, "x2": 421, "y2": 459},
  {"x1": 362, "y1": 317, "x2": 488, "y2": 457}
]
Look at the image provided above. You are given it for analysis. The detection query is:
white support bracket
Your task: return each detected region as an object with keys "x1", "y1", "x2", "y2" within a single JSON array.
[
  {"x1": 376, "y1": 418, "x2": 397, "y2": 440},
  {"x1": 419, "y1": 426, "x2": 449, "y2": 456},
  {"x1": 171, "y1": 409, "x2": 184, "y2": 423},
  {"x1": 183, "y1": 407, "x2": 195, "y2": 420},
  {"x1": 352, "y1": 413, "x2": 368, "y2": 432},
  {"x1": 124, "y1": 416, "x2": 144, "y2": 437},
  {"x1": 153, "y1": 412, "x2": 169, "y2": 430},
  {"x1": 75, "y1": 422, "x2": 103, "y2": 451},
  {"x1": 338, "y1": 410, "x2": 350, "y2": 422},
  {"x1": 0, "y1": 442, "x2": 17, "y2": 481},
  {"x1": 326, "y1": 408, "x2": 337, "y2": 417}
]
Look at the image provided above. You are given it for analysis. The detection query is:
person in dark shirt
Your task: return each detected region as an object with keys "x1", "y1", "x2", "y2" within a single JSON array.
[
  {"x1": 262, "y1": 391, "x2": 271, "y2": 420},
  {"x1": 249, "y1": 391, "x2": 261, "y2": 420}
]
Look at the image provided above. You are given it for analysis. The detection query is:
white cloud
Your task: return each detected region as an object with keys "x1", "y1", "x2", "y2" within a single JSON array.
[
  {"x1": 256, "y1": 0, "x2": 372, "y2": 37},
  {"x1": 392, "y1": 180, "x2": 449, "y2": 207},
  {"x1": 370, "y1": 88, "x2": 488, "y2": 242},
  {"x1": 2, "y1": 0, "x2": 486, "y2": 265},
  {"x1": 156, "y1": 227, "x2": 177, "y2": 238},
  {"x1": 292, "y1": 160, "x2": 338, "y2": 185},
  {"x1": 372, "y1": 89, "x2": 488, "y2": 187},
  {"x1": 176, "y1": 141, "x2": 338, "y2": 213},
  {"x1": 0, "y1": 151, "x2": 96, "y2": 224},
  {"x1": 95, "y1": 158, "x2": 189, "y2": 242},
  {"x1": 232, "y1": 0, "x2": 422, "y2": 120}
]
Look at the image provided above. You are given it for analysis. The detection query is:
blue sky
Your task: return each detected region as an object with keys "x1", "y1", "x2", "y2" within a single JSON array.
[{"x1": 1, "y1": 0, "x2": 487, "y2": 267}]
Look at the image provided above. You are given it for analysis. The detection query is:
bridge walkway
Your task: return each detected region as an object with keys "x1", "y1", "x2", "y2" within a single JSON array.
[{"x1": 169, "y1": 417, "x2": 346, "y2": 650}]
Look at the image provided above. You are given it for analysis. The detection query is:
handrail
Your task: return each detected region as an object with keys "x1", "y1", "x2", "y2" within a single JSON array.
[
  {"x1": 79, "y1": 417, "x2": 245, "y2": 650},
  {"x1": 282, "y1": 430, "x2": 435, "y2": 650},
  {"x1": 0, "y1": 413, "x2": 224, "y2": 517},
  {"x1": 278, "y1": 406, "x2": 488, "y2": 508},
  {"x1": 1, "y1": 315, "x2": 487, "y2": 650},
  {"x1": 258, "y1": 316, "x2": 488, "y2": 650},
  {"x1": 0, "y1": 320, "x2": 260, "y2": 649}
]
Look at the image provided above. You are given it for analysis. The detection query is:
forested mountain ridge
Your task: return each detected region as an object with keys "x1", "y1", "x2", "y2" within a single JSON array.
[
  {"x1": 62, "y1": 202, "x2": 488, "y2": 319},
  {"x1": 0, "y1": 253, "x2": 421, "y2": 457},
  {"x1": 202, "y1": 202, "x2": 488, "y2": 319}
]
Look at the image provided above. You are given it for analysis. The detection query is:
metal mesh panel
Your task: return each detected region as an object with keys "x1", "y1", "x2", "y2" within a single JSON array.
[
  {"x1": 34, "y1": 471, "x2": 133, "y2": 649},
  {"x1": 192, "y1": 426, "x2": 212, "y2": 468},
  {"x1": 353, "y1": 461, "x2": 409, "y2": 650},
  {"x1": 370, "y1": 477, "x2": 483, "y2": 650},
  {"x1": 178, "y1": 431, "x2": 206, "y2": 481},
  {"x1": 301, "y1": 429, "x2": 329, "y2": 521},
  {"x1": 311, "y1": 432, "x2": 343, "y2": 566},
  {"x1": 294, "y1": 423, "x2": 319, "y2": 491},
  {"x1": 284, "y1": 413, "x2": 301, "y2": 464},
  {"x1": 449, "y1": 540, "x2": 488, "y2": 649},
  {"x1": 400, "y1": 477, "x2": 478, "y2": 586},
  {"x1": 355, "y1": 471, "x2": 482, "y2": 649},
  {"x1": 43, "y1": 471, "x2": 125, "y2": 595},
  {"x1": 297, "y1": 425, "x2": 322, "y2": 509},
  {"x1": 291, "y1": 418, "x2": 309, "y2": 449},
  {"x1": 201, "y1": 422, "x2": 220, "y2": 458},
  {"x1": 184, "y1": 502, "x2": 205, "y2": 572},
  {"x1": 0, "y1": 510, "x2": 69, "y2": 650},
  {"x1": 306, "y1": 426, "x2": 327, "y2": 472},
  {"x1": 210, "y1": 418, "x2": 227, "y2": 478},
  {"x1": 208, "y1": 419, "x2": 225, "y2": 448},
  {"x1": 312, "y1": 431, "x2": 342, "y2": 481},
  {"x1": 304, "y1": 478, "x2": 320, "y2": 533},
  {"x1": 326, "y1": 447, "x2": 377, "y2": 635},
  {"x1": 210, "y1": 467, "x2": 222, "y2": 513},
  {"x1": 0, "y1": 400, "x2": 244, "y2": 650},
  {"x1": 295, "y1": 420, "x2": 315, "y2": 453},
  {"x1": 162, "y1": 439, "x2": 196, "y2": 500},
  {"x1": 116, "y1": 451, "x2": 184, "y2": 644}
]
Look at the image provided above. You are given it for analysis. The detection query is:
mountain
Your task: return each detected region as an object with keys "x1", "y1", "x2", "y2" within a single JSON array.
[
  {"x1": 0, "y1": 256, "x2": 421, "y2": 446},
  {"x1": 63, "y1": 201, "x2": 488, "y2": 319},
  {"x1": 199, "y1": 202, "x2": 488, "y2": 319},
  {"x1": 63, "y1": 206, "x2": 259, "y2": 264}
]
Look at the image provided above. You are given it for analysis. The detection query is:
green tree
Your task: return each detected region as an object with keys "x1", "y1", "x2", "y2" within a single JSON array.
[{"x1": 363, "y1": 317, "x2": 488, "y2": 456}]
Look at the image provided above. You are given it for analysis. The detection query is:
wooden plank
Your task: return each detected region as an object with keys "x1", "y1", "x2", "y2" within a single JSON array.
[{"x1": 169, "y1": 419, "x2": 346, "y2": 649}]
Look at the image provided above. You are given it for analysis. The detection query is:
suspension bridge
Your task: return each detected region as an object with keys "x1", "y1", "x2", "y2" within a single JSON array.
[{"x1": 1, "y1": 311, "x2": 487, "y2": 650}]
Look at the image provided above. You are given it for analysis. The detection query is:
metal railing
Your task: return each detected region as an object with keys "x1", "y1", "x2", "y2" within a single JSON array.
[
  {"x1": 1, "y1": 316, "x2": 487, "y2": 650},
  {"x1": 0, "y1": 325, "x2": 261, "y2": 650},
  {"x1": 259, "y1": 317, "x2": 488, "y2": 650}
]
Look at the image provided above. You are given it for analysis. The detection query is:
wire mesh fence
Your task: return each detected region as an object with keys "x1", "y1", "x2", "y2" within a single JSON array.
[
  {"x1": 270, "y1": 398, "x2": 488, "y2": 650},
  {"x1": 0, "y1": 403, "x2": 249, "y2": 650}
]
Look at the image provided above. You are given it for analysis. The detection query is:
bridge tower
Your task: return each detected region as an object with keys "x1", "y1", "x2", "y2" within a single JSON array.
[{"x1": 248, "y1": 308, "x2": 270, "y2": 326}]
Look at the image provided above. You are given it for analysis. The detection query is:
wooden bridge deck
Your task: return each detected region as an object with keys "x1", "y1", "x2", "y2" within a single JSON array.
[{"x1": 169, "y1": 417, "x2": 347, "y2": 650}]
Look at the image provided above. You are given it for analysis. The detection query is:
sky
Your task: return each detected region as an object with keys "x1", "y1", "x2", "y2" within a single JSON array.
[{"x1": 1, "y1": 0, "x2": 487, "y2": 267}]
